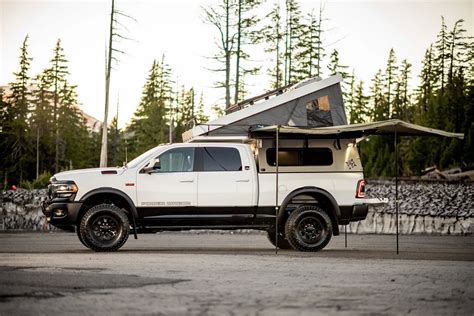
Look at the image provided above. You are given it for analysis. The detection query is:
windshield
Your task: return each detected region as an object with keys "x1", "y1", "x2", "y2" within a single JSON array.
[{"x1": 125, "y1": 146, "x2": 162, "y2": 169}]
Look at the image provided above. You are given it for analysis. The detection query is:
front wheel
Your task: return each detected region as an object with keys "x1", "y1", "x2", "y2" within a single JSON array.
[
  {"x1": 285, "y1": 205, "x2": 332, "y2": 252},
  {"x1": 79, "y1": 204, "x2": 130, "y2": 252},
  {"x1": 76, "y1": 226, "x2": 90, "y2": 248}
]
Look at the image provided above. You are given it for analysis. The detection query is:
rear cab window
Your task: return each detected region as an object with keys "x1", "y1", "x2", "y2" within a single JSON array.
[{"x1": 197, "y1": 147, "x2": 242, "y2": 172}]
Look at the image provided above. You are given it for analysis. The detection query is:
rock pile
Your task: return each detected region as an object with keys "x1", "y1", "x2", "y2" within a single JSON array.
[
  {"x1": 366, "y1": 180, "x2": 473, "y2": 218},
  {"x1": 0, "y1": 189, "x2": 51, "y2": 231},
  {"x1": 342, "y1": 180, "x2": 473, "y2": 235}
]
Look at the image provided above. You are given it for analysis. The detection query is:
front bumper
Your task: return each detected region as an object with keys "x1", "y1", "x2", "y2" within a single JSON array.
[{"x1": 41, "y1": 200, "x2": 83, "y2": 230}]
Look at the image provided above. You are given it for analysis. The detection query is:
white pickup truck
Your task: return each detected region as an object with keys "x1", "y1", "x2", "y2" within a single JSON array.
[{"x1": 43, "y1": 138, "x2": 370, "y2": 252}]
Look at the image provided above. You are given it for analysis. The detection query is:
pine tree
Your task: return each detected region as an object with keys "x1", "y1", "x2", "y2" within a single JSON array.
[
  {"x1": 195, "y1": 92, "x2": 209, "y2": 124},
  {"x1": 108, "y1": 114, "x2": 121, "y2": 167},
  {"x1": 211, "y1": 104, "x2": 225, "y2": 119},
  {"x1": 370, "y1": 69, "x2": 385, "y2": 121},
  {"x1": 348, "y1": 81, "x2": 369, "y2": 124},
  {"x1": 174, "y1": 86, "x2": 195, "y2": 142},
  {"x1": 31, "y1": 73, "x2": 54, "y2": 178},
  {"x1": 284, "y1": 0, "x2": 303, "y2": 84},
  {"x1": 384, "y1": 48, "x2": 397, "y2": 118},
  {"x1": 262, "y1": 2, "x2": 284, "y2": 89},
  {"x1": 294, "y1": 4, "x2": 326, "y2": 80},
  {"x1": 44, "y1": 39, "x2": 69, "y2": 173},
  {"x1": 7, "y1": 36, "x2": 32, "y2": 183},
  {"x1": 447, "y1": 19, "x2": 468, "y2": 84},
  {"x1": 327, "y1": 49, "x2": 350, "y2": 100},
  {"x1": 434, "y1": 16, "x2": 449, "y2": 92},
  {"x1": 344, "y1": 69, "x2": 356, "y2": 118},
  {"x1": 0, "y1": 88, "x2": 14, "y2": 187},
  {"x1": 417, "y1": 45, "x2": 436, "y2": 115},
  {"x1": 294, "y1": 10, "x2": 319, "y2": 80},
  {"x1": 392, "y1": 59, "x2": 412, "y2": 120},
  {"x1": 127, "y1": 59, "x2": 172, "y2": 156},
  {"x1": 56, "y1": 81, "x2": 91, "y2": 170}
]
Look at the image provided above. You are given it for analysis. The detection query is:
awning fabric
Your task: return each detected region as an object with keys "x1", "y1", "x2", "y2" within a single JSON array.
[{"x1": 250, "y1": 119, "x2": 464, "y2": 139}]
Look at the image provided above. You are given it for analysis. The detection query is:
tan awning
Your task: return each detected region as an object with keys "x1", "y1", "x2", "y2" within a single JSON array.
[{"x1": 250, "y1": 119, "x2": 464, "y2": 139}]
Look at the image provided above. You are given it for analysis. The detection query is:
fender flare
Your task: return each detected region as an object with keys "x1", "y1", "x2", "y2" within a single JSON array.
[
  {"x1": 278, "y1": 186, "x2": 341, "y2": 234},
  {"x1": 80, "y1": 187, "x2": 138, "y2": 219}
]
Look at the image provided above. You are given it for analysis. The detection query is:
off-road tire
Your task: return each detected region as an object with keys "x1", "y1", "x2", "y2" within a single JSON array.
[
  {"x1": 285, "y1": 205, "x2": 332, "y2": 252},
  {"x1": 76, "y1": 226, "x2": 91, "y2": 248},
  {"x1": 79, "y1": 204, "x2": 130, "y2": 252},
  {"x1": 266, "y1": 230, "x2": 293, "y2": 249}
]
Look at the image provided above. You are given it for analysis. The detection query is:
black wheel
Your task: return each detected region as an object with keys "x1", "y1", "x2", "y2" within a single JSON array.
[
  {"x1": 76, "y1": 226, "x2": 91, "y2": 248},
  {"x1": 79, "y1": 204, "x2": 130, "y2": 252},
  {"x1": 266, "y1": 229, "x2": 293, "y2": 249},
  {"x1": 285, "y1": 205, "x2": 332, "y2": 252}
]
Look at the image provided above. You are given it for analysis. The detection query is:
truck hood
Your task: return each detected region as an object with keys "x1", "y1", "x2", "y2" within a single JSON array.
[{"x1": 53, "y1": 167, "x2": 125, "y2": 181}]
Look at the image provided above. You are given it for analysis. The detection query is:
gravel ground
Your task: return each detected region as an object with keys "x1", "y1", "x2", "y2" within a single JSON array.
[{"x1": 0, "y1": 232, "x2": 473, "y2": 315}]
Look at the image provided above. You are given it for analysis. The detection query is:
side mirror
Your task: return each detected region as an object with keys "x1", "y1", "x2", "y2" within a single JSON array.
[{"x1": 142, "y1": 158, "x2": 161, "y2": 173}]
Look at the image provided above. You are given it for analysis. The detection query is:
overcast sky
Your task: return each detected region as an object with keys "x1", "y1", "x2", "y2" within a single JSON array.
[{"x1": 1, "y1": 0, "x2": 472, "y2": 128}]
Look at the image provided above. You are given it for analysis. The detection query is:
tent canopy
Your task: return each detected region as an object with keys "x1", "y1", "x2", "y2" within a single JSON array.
[
  {"x1": 250, "y1": 119, "x2": 464, "y2": 139},
  {"x1": 183, "y1": 75, "x2": 347, "y2": 142}
]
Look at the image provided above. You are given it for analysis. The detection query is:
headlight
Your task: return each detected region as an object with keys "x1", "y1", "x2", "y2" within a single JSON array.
[{"x1": 50, "y1": 182, "x2": 78, "y2": 199}]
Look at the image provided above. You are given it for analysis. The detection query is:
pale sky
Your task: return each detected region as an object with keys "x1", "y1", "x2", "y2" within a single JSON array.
[{"x1": 1, "y1": 0, "x2": 472, "y2": 128}]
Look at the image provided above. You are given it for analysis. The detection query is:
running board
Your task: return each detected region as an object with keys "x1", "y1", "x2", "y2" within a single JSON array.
[{"x1": 138, "y1": 224, "x2": 270, "y2": 231}]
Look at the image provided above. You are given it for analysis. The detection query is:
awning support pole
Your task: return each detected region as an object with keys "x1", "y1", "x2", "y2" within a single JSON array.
[
  {"x1": 395, "y1": 128, "x2": 399, "y2": 255},
  {"x1": 275, "y1": 125, "x2": 280, "y2": 255},
  {"x1": 344, "y1": 225, "x2": 347, "y2": 248}
]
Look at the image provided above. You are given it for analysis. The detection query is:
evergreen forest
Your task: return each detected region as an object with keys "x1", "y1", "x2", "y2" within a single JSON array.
[{"x1": 1, "y1": 0, "x2": 473, "y2": 188}]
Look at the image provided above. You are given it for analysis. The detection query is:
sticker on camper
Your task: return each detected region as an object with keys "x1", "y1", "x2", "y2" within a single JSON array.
[{"x1": 346, "y1": 159, "x2": 357, "y2": 170}]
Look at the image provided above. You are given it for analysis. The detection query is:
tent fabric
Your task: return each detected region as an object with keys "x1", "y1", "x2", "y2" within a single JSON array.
[
  {"x1": 250, "y1": 119, "x2": 464, "y2": 139},
  {"x1": 182, "y1": 75, "x2": 347, "y2": 142}
]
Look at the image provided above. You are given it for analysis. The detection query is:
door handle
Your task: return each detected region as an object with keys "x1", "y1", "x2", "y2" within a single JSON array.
[
  {"x1": 179, "y1": 179, "x2": 194, "y2": 183},
  {"x1": 236, "y1": 179, "x2": 250, "y2": 182}
]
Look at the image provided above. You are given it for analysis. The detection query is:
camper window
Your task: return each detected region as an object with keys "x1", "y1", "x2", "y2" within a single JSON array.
[{"x1": 266, "y1": 148, "x2": 333, "y2": 166}]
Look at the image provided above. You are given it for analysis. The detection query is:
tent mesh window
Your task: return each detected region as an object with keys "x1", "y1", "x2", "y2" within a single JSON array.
[{"x1": 306, "y1": 95, "x2": 333, "y2": 127}]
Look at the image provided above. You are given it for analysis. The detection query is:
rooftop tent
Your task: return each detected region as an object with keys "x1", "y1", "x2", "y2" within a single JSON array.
[{"x1": 183, "y1": 75, "x2": 347, "y2": 142}]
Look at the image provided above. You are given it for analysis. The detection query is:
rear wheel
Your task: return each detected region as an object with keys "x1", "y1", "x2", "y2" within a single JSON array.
[
  {"x1": 285, "y1": 205, "x2": 332, "y2": 252},
  {"x1": 79, "y1": 204, "x2": 130, "y2": 252},
  {"x1": 266, "y1": 229, "x2": 293, "y2": 249}
]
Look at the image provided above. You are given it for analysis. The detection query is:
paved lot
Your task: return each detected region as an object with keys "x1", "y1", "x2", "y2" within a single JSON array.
[{"x1": 0, "y1": 232, "x2": 473, "y2": 315}]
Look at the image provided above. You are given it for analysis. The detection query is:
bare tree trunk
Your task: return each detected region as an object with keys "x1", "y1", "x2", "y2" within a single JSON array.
[
  {"x1": 284, "y1": 0, "x2": 290, "y2": 85},
  {"x1": 100, "y1": 0, "x2": 115, "y2": 167},
  {"x1": 225, "y1": 0, "x2": 231, "y2": 109},
  {"x1": 54, "y1": 70, "x2": 59, "y2": 173},
  {"x1": 234, "y1": 0, "x2": 242, "y2": 105},
  {"x1": 315, "y1": 5, "x2": 322, "y2": 77},
  {"x1": 36, "y1": 126, "x2": 39, "y2": 179}
]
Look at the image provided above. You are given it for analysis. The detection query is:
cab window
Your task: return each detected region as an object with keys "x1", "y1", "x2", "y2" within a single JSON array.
[
  {"x1": 157, "y1": 147, "x2": 195, "y2": 172},
  {"x1": 199, "y1": 147, "x2": 242, "y2": 171}
]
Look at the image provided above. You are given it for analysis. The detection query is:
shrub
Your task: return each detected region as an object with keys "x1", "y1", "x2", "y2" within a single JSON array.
[{"x1": 19, "y1": 172, "x2": 52, "y2": 189}]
